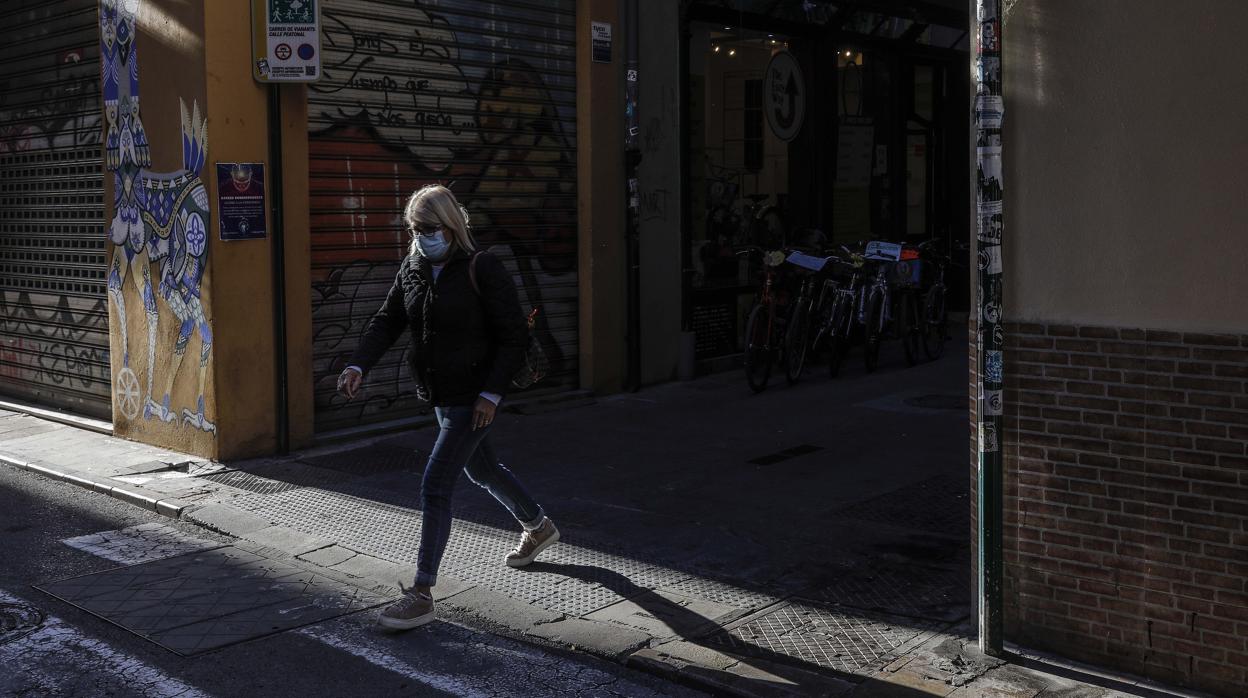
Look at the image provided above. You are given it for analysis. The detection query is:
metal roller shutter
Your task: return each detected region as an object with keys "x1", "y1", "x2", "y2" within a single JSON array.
[
  {"x1": 0, "y1": 0, "x2": 110, "y2": 419},
  {"x1": 309, "y1": 0, "x2": 578, "y2": 434}
]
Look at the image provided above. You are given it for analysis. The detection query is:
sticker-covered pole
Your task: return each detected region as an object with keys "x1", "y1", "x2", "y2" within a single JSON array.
[
  {"x1": 974, "y1": 0, "x2": 1005, "y2": 657},
  {"x1": 623, "y1": 0, "x2": 641, "y2": 391}
]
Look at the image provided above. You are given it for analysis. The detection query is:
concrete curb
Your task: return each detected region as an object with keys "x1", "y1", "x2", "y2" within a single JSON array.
[
  {"x1": 628, "y1": 642, "x2": 858, "y2": 698},
  {"x1": 0, "y1": 451, "x2": 192, "y2": 519}
]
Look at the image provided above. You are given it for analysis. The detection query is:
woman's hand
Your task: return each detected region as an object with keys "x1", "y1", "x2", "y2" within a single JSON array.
[
  {"x1": 337, "y1": 367, "x2": 362, "y2": 400},
  {"x1": 472, "y1": 396, "x2": 497, "y2": 430}
]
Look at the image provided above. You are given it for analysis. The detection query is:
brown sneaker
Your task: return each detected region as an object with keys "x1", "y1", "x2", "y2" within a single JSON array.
[
  {"x1": 505, "y1": 518, "x2": 560, "y2": 568},
  {"x1": 377, "y1": 587, "x2": 435, "y2": 630}
]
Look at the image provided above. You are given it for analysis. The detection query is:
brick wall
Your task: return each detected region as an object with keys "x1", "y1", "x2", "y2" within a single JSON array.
[{"x1": 993, "y1": 322, "x2": 1248, "y2": 696}]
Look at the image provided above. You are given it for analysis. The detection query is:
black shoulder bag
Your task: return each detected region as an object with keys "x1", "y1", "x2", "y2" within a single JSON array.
[{"x1": 469, "y1": 252, "x2": 549, "y2": 390}]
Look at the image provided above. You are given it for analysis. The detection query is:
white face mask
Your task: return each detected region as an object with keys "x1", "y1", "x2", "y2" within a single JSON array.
[{"x1": 414, "y1": 229, "x2": 451, "y2": 262}]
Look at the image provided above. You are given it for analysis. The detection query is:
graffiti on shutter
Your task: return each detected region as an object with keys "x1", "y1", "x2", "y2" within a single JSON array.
[
  {"x1": 0, "y1": 0, "x2": 110, "y2": 418},
  {"x1": 308, "y1": 0, "x2": 578, "y2": 432}
]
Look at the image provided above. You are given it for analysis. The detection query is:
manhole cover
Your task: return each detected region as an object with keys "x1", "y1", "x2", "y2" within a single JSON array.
[
  {"x1": 0, "y1": 602, "x2": 45, "y2": 644},
  {"x1": 903, "y1": 394, "x2": 969, "y2": 410}
]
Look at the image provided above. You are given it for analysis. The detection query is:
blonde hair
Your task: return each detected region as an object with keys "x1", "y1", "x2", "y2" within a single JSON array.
[{"x1": 405, "y1": 184, "x2": 476, "y2": 257}]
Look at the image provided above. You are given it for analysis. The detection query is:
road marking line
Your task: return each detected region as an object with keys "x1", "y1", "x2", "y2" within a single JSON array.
[
  {"x1": 61, "y1": 524, "x2": 218, "y2": 565},
  {"x1": 299, "y1": 618, "x2": 678, "y2": 697},
  {"x1": 0, "y1": 589, "x2": 211, "y2": 698},
  {"x1": 296, "y1": 623, "x2": 493, "y2": 698}
]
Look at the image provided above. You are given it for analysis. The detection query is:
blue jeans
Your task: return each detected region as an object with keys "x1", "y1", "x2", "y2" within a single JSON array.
[{"x1": 415, "y1": 405, "x2": 545, "y2": 587}]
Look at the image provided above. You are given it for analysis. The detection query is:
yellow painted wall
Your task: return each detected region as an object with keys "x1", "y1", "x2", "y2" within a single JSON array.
[
  {"x1": 577, "y1": 0, "x2": 627, "y2": 393},
  {"x1": 202, "y1": 0, "x2": 276, "y2": 459},
  {"x1": 103, "y1": 0, "x2": 314, "y2": 459}
]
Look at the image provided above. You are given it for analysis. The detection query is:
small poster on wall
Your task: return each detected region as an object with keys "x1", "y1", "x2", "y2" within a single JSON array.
[
  {"x1": 591, "y1": 22, "x2": 612, "y2": 63},
  {"x1": 836, "y1": 120, "x2": 873, "y2": 187},
  {"x1": 217, "y1": 163, "x2": 267, "y2": 241}
]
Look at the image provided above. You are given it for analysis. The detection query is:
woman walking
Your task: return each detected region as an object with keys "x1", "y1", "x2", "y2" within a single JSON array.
[{"x1": 336, "y1": 185, "x2": 560, "y2": 630}]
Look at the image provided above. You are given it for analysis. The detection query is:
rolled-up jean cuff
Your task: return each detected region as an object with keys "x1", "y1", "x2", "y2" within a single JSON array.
[
  {"x1": 520, "y1": 508, "x2": 546, "y2": 531},
  {"x1": 414, "y1": 571, "x2": 437, "y2": 588}
]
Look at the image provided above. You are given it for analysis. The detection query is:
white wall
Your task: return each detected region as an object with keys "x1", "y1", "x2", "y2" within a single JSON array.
[{"x1": 1003, "y1": 0, "x2": 1248, "y2": 333}]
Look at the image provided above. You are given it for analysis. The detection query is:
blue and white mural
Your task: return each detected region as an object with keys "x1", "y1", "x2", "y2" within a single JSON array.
[{"x1": 100, "y1": 0, "x2": 214, "y2": 434}]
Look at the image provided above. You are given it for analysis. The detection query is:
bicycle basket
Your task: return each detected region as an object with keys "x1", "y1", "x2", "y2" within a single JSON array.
[{"x1": 887, "y1": 259, "x2": 925, "y2": 287}]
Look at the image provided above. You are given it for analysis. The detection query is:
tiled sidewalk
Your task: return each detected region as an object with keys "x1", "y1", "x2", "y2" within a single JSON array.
[{"x1": 1, "y1": 402, "x2": 1179, "y2": 697}]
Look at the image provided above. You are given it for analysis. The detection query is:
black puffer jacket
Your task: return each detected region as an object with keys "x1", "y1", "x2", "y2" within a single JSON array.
[{"x1": 348, "y1": 249, "x2": 527, "y2": 407}]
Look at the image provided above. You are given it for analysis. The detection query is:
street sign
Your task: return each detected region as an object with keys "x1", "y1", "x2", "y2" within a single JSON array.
[
  {"x1": 764, "y1": 51, "x2": 805, "y2": 142},
  {"x1": 252, "y1": 0, "x2": 321, "y2": 82}
]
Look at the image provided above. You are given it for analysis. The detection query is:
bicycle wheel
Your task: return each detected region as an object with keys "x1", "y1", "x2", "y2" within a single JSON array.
[
  {"x1": 900, "y1": 290, "x2": 922, "y2": 366},
  {"x1": 863, "y1": 291, "x2": 883, "y2": 374},
  {"x1": 827, "y1": 294, "x2": 850, "y2": 378},
  {"x1": 784, "y1": 297, "x2": 812, "y2": 384},
  {"x1": 922, "y1": 283, "x2": 948, "y2": 360},
  {"x1": 743, "y1": 303, "x2": 773, "y2": 393}
]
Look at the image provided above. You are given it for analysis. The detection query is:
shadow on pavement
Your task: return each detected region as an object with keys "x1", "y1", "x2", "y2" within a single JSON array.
[{"x1": 530, "y1": 561, "x2": 942, "y2": 695}]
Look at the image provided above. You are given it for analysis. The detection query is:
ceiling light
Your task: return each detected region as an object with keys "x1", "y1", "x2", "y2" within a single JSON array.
[{"x1": 728, "y1": 48, "x2": 736, "y2": 56}]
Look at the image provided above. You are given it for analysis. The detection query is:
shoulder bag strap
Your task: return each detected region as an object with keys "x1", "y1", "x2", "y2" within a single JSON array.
[{"x1": 468, "y1": 251, "x2": 483, "y2": 296}]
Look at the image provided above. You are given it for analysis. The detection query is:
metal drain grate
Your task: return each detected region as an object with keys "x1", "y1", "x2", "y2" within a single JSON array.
[
  {"x1": 660, "y1": 577, "x2": 783, "y2": 611},
  {"x1": 829, "y1": 474, "x2": 969, "y2": 536},
  {"x1": 226, "y1": 486, "x2": 698, "y2": 619},
  {"x1": 801, "y1": 564, "x2": 969, "y2": 622},
  {"x1": 0, "y1": 602, "x2": 45, "y2": 645},
  {"x1": 198, "y1": 460, "x2": 356, "y2": 496},
  {"x1": 300, "y1": 444, "x2": 424, "y2": 477},
  {"x1": 199, "y1": 470, "x2": 305, "y2": 495},
  {"x1": 229, "y1": 488, "x2": 427, "y2": 564},
  {"x1": 705, "y1": 601, "x2": 936, "y2": 674}
]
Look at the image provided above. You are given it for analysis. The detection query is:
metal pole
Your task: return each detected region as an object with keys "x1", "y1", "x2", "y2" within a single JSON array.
[
  {"x1": 974, "y1": 0, "x2": 1004, "y2": 657},
  {"x1": 267, "y1": 84, "x2": 290, "y2": 455},
  {"x1": 624, "y1": 0, "x2": 641, "y2": 392}
]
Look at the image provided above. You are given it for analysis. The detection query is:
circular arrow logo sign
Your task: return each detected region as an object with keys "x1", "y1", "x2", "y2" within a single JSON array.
[{"x1": 764, "y1": 51, "x2": 805, "y2": 142}]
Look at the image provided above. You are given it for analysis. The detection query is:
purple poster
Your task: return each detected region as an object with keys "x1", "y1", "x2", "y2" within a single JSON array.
[{"x1": 217, "y1": 162, "x2": 267, "y2": 240}]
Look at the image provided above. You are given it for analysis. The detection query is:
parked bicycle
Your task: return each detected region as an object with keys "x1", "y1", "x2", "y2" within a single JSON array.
[
  {"x1": 780, "y1": 250, "x2": 825, "y2": 385},
  {"x1": 811, "y1": 247, "x2": 867, "y2": 378},
  {"x1": 783, "y1": 245, "x2": 865, "y2": 381},
  {"x1": 856, "y1": 240, "x2": 927, "y2": 372},
  {"x1": 916, "y1": 238, "x2": 956, "y2": 360},
  {"x1": 739, "y1": 246, "x2": 792, "y2": 393}
]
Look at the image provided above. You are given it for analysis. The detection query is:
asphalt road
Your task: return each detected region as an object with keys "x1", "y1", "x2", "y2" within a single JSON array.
[{"x1": 0, "y1": 465, "x2": 705, "y2": 698}]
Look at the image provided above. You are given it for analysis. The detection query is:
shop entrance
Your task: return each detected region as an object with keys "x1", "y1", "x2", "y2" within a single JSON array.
[{"x1": 683, "y1": 3, "x2": 970, "y2": 368}]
